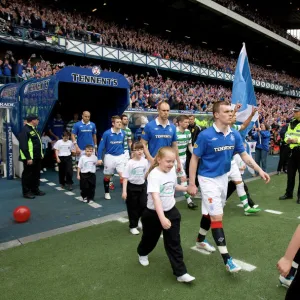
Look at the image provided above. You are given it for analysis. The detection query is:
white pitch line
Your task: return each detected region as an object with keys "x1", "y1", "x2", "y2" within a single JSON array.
[
  {"x1": 88, "y1": 202, "x2": 102, "y2": 208},
  {"x1": 160, "y1": 234, "x2": 163, "y2": 239},
  {"x1": 75, "y1": 196, "x2": 83, "y2": 201},
  {"x1": 114, "y1": 173, "x2": 120, "y2": 177},
  {"x1": 233, "y1": 259, "x2": 257, "y2": 272},
  {"x1": 117, "y1": 217, "x2": 129, "y2": 223},
  {"x1": 298, "y1": 216, "x2": 300, "y2": 219},
  {"x1": 47, "y1": 182, "x2": 56, "y2": 186},
  {"x1": 40, "y1": 178, "x2": 48, "y2": 182},
  {"x1": 264, "y1": 209, "x2": 283, "y2": 215},
  {"x1": 55, "y1": 187, "x2": 65, "y2": 191},
  {"x1": 237, "y1": 204, "x2": 244, "y2": 208},
  {"x1": 65, "y1": 191, "x2": 75, "y2": 196},
  {"x1": 190, "y1": 246, "x2": 211, "y2": 255}
]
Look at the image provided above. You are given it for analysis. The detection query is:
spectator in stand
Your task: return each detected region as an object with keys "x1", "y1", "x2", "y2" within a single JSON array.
[{"x1": 3, "y1": 58, "x2": 12, "y2": 83}]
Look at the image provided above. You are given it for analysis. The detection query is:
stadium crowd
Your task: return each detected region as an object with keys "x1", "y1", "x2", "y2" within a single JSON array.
[
  {"x1": 0, "y1": 44, "x2": 298, "y2": 131},
  {"x1": 215, "y1": 0, "x2": 300, "y2": 45},
  {"x1": 127, "y1": 73, "x2": 299, "y2": 125},
  {"x1": 0, "y1": 46, "x2": 298, "y2": 129},
  {"x1": 0, "y1": 50, "x2": 66, "y2": 82},
  {"x1": 0, "y1": 0, "x2": 300, "y2": 89}
]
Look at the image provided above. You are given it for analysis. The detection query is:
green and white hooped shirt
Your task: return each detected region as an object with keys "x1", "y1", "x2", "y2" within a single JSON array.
[
  {"x1": 176, "y1": 127, "x2": 192, "y2": 160},
  {"x1": 123, "y1": 127, "x2": 132, "y2": 151},
  {"x1": 231, "y1": 124, "x2": 242, "y2": 131}
]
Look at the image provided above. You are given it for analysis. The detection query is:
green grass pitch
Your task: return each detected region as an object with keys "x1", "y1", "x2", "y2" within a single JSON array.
[{"x1": 0, "y1": 175, "x2": 298, "y2": 300}]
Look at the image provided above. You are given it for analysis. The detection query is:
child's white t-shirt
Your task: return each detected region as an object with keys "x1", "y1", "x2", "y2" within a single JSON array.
[
  {"x1": 54, "y1": 140, "x2": 74, "y2": 156},
  {"x1": 78, "y1": 155, "x2": 98, "y2": 173},
  {"x1": 123, "y1": 157, "x2": 148, "y2": 185},
  {"x1": 147, "y1": 167, "x2": 176, "y2": 211}
]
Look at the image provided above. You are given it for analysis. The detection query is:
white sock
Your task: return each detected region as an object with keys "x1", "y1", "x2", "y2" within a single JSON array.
[{"x1": 236, "y1": 182, "x2": 249, "y2": 209}]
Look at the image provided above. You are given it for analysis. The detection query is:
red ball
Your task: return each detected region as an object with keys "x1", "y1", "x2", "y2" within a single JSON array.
[{"x1": 13, "y1": 206, "x2": 31, "y2": 223}]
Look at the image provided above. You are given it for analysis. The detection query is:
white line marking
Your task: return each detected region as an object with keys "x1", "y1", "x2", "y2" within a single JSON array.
[
  {"x1": 190, "y1": 246, "x2": 211, "y2": 255},
  {"x1": 160, "y1": 234, "x2": 163, "y2": 239},
  {"x1": 40, "y1": 178, "x2": 48, "y2": 182},
  {"x1": 264, "y1": 209, "x2": 283, "y2": 215},
  {"x1": 65, "y1": 191, "x2": 75, "y2": 196},
  {"x1": 88, "y1": 202, "x2": 102, "y2": 208},
  {"x1": 75, "y1": 196, "x2": 83, "y2": 201},
  {"x1": 114, "y1": 174, "x2": 120, "y2": 177},
  {"x1": 233, "y1": 259, "x2": 257, "y2": 272},
  {"x1": 237, "y1": 204, "x2": 244, "y2": 208},
  {"x1": 117, "y1": 217, "x2": 129, "y2": 223},
  {"x1": 47, "y1": 182, "x2": 56, "y2": 186},
  {"x1": 55, "y1": 187, "x2": 65, "y2": 191},
  {"x1": 298, "y1": 216, "x2": 300, "y2": 219}
]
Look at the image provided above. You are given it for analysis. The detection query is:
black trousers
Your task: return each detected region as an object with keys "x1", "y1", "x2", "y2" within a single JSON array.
[
  {"x1": 286, "y1": 148, "x2": 300, "y2": 197},
  {"x1": 186, "y1": 152, "x2": 199, "y2": 187},
  {"x1": 22, "y1": 159, "x2": 41, "y2": 195},
  {"x1": 58, "y1": 155, "x2": 73, "y2": 185},
  {"x1": 137, "y1": 206, "x2": 187, "y2": 277},
  {"x1": 277, "y1": 144, "x2": 289, "y2": 172},
  {"x1": 286, "y1": 249, "x2": 300, "y2": 300},
  {"x1": 80, "y1": 172, "x2": 96, "y2": 200},
  {"x1": 126, "y1": 182, "x2": 147, "y2": 229}
]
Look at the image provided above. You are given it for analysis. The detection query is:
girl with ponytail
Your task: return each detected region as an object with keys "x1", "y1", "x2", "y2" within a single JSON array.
[{"x1": 137, "y1": 146, "x2": 195, "y2": 283}]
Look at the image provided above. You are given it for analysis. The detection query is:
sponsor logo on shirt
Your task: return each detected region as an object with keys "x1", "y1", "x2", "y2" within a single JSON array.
[
  {"x1": 155, "y1": 135, "x2": 172, "y2": 139},
  {"x1": 131, "y1": 167, "x2": 144, "y2": 176},
  {"x1": 110, "y1": 141, "x2": 123, "y2": 144},
  {"x1": 194, "y1": 143, "x2": 198, "y2": 148},
  {"x1": 160, "y1": 182, "x2": 174, "y2": 195},
  {"x1": 214, "y1": 146, "x2": 235, "y2": 152}
]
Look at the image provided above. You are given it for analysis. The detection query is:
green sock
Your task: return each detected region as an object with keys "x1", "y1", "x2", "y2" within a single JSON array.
[{"x1": 240, "y1": 194, "x2": 249, "y2": 210}]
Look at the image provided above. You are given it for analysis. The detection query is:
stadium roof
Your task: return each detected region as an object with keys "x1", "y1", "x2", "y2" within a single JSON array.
[{"x1": 235, "y1": 0, "x2": 300, "y2": 29}]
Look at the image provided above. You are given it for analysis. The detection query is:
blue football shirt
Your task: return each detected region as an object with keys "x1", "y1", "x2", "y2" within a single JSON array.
[
  {"x1": 141, "y1": 118, "x2": 177, "y2": 157},
  {"x1": 193, "y1": 124, "x2": 245, "y2": 178},
  {"x1": 72, "y1": 121, "x2": 97, "y2": 150},
  {"x1": 49, "y1": 119, "x2": 64, "y2": 140},
  {"x1": 98, "y1": 128, "x2": 125, "y2": 158}
]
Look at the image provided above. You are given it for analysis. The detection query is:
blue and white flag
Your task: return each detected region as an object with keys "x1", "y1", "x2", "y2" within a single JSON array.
[{"x1": 231, "y1": 43, "x2": 258, "y2": 139}]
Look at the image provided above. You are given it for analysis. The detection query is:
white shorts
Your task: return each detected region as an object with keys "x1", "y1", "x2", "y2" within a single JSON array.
[
  {"x1": 123, "y1": 150, "x2": 130, "y2": 167},
  {"x1": 227, "y1": 160, "x2": 242, "y2": 182},
  {"x1": 198, "y1": 174, "x2": 228, "y2": 216},
  {"x1": 104, "y1": 154, "x2": 125, "y2": 175},
  {"x1": 176, "y1": 157, "x2": 187, "y2": 178}
]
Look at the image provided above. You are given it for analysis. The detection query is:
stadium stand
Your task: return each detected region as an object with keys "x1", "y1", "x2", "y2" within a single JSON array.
[
  {"x1": 0, "y1": 45, "x2": 298, "y2": 130},
  {"x1": 0, "y1": 0, "x2": 299, "y2": 89},
  {"x1": 215, "y1": 0, "x2": 300, "y2": 45}
]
